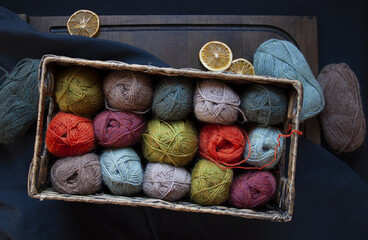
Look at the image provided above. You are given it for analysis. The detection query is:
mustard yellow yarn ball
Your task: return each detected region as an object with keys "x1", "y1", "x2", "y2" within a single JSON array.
[
  {"x1": 142, "y1": 119, "x2": 198, "y2": 167},
  {"x1": 190, "y1": 159, "x2": 233, "y2": 206},
  {"x1": 55, "y1": 67, "x2": 104, "y2": 118}
]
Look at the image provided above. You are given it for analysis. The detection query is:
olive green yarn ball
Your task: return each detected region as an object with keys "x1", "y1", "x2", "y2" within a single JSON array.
[
  {"x1": 142, "y1": 119, "x2": 198, "y2": 167},
  {"x1": 55, "y1": 67, "x2": 104, "y2": 118},
  {"x1": 190, "y1": 159, "x2": 233, "y2": 206}
]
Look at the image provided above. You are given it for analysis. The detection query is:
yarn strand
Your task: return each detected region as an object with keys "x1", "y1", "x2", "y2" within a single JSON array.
[{"x1": 201, "y1": 124, "x2": 303, "y2": 170}]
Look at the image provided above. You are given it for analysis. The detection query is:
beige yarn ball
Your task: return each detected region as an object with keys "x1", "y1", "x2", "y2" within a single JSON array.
[
  {"x1": 103, "y1": 70, "x2": 153, "y2": 112},
  {"x1": 193, "y1": 79, "x2": 241, "y2": 125}
]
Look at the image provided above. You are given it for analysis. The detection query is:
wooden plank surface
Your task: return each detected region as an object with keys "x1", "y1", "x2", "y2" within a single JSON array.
[{"x1": 21, "y1": 14, "x2": 321, "y2": 144}]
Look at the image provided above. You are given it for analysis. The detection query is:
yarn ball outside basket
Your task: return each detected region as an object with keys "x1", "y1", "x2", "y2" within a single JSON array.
[
  {"x1": 317, "y1": 63, "x2": 366, "y2": 153},
  {"x1": 152, "y1": 76, "x2": 193, "y2": 121},
  {"x1": 46, "y1": 112, "x2": 96, "y2": 157},
  {"x1": 240, "y1": 84, "x2": 288, "y2": 126},
  {"x1": 229, "y1": 171, "x2": 276, "y2": 208},
  {"x1": 93, "y1": 110, "x2": 145, "y2": 148},
  {"x1": 244, "y1": 126, "x2": 284, "y2": 169},
  {"x1": 190, "y1": 159, "x2": 233, "y2": 206},
  {"x1": 104, "y1": 70, "x2": 153, "y2": 112},
  {"x1": 50, "y1": 153, "x2": 102, "y2": 195},
  {"x1": 143, "y1": 163, "x2": 191, "y2": 201},
  {"x1": 199, "y1": 124, "x2": 245, "y2": 164},
  {"x1": 100, "y1": 148, "x2": 144, "y2": 196},
  {"x1": 194, "y1": 79, "x2": 241, "y2": 125},
  {"x1": 55, "y1": 66, "x2": 104, "y2": 118},
  {"x1": 253, "y1": 39, "x2": 325, "y2": 121},
  {"x1": 142, "y1": 119, "x2": 198, "y2": 167},
  {"x1": 0, "y1": 59, "x2": 41, "y2": 144}
]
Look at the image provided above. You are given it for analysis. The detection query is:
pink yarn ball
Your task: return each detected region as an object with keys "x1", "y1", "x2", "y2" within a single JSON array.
[
  {"x1": 93, "y1": 110, "x2": 145, "y2": 148},
  {"x1": 229, "y1": 171, "x2": 276, "y2": 208}
]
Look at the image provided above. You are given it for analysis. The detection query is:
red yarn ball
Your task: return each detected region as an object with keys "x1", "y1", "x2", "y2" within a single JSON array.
[
  {"x1": 199, "y1": 124, "x2": 245, "y2": 164},
  {"x1": 46, "y1": 112, "x2": 96, "y2": 158},
  {"x1": 229, "y1": 171, "x2": 276, "y2": 208},
  {"x1": 93, "y1": 110, "x2": 145, "y2": 148}
]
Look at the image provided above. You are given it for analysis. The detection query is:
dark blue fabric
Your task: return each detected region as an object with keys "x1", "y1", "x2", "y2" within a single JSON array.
[{"x1": 0, "y1": 5, "x2": 367, "y2": 240}]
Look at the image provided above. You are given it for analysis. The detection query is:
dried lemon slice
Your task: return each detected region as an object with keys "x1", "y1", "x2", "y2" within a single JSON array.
[
  {"x1": 67, "y1": 10, "x2": 100, "y2": 37},
  {"x1": 199, "y1": 41, "x2": 233, "y2": 72},
  {"x1": 228, "y1": 58, "x2": 255, "y2": 75}
]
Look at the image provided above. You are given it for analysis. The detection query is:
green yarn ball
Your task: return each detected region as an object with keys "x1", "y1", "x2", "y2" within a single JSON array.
[
  {"x1": 55, "y1": 67, "x2": 104, "y2": 118},
  {"x1": 240, "y1": 84, "x2": 288, "y2": 126},
  {"x1": 142, "y1": 118, "x2": 198, "y2": 167},
  {"x1": 190, "y1": 159, "x2": 233, "y2": 206}
]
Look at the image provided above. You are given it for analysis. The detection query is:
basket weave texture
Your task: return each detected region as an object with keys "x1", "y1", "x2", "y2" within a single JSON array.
[{"x1": 28, "y1": 55, "x2": 303, "y2": 222}]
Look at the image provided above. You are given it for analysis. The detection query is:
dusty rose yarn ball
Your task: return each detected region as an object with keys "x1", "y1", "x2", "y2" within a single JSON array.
[
  {"x1": 103, "y1": 70, "x2": 153, "y2": 112},
  {"x1": 229, "y1": 171, "x2": 276, "y2": 208},
  {"x1": 93, "y1": 110, "x2": 145, "y2": 148}
]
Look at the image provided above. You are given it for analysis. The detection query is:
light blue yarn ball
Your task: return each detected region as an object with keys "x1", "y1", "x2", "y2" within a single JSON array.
[
  {"x1": 100, "y1": 148, "x2": 144, "y2": 196},
  {"x1": 244, "y1": 126, "x2": 284, "y2": 169},
  {"x1": 152, "y1": 77, "x2": 193, "y2": 121},
  {"x1": 253, "y1": 39, "x2": 325, "y2": 121},
  {"x1": 240, "y1": 84, "x2": 287, "y2": 126}
]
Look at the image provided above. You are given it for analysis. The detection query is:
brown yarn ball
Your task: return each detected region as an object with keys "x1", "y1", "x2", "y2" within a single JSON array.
[
  {"x1": 317, "y1": 63, "x2": 366, "y2": 153},
  {"x1": 103, "y1": 70, "x2": 153, "y2": 112},
  {"x1": 50, "y1": 153, "x2": 102, "y2": 195}
]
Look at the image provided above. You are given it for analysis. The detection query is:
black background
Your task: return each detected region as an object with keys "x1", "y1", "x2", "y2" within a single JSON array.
[{"x1": 0, "y1": 1, "x2": 367, "y2": 239}]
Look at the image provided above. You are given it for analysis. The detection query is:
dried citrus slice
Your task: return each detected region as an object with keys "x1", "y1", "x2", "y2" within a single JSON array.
[
  {"x1": 199, "y1": 41, "x2": 233, "y2": 72},
  {"x1": 228, "y1": 58, "x2": 255, "y2": 75},
  {"x1": 67, "y1": 10, "x2": 100, "y2": 37}
]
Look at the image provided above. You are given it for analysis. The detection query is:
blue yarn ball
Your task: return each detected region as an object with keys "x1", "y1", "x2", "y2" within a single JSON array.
[
  {"x1": 244, "y1": 126, "x2": 284, "y2": 169},
  {"x1": 100, "y1": 148, "x2": 144, "y2": 196},
  {"x1": 152, "y1": 77, "x2": 193, "y2": 121},
  {"x1": 240, "y1": 84, "x2": 287, "y2": 126},
  {"x1": 253, "y1": 39, "x2": 325, "y2": 121}
]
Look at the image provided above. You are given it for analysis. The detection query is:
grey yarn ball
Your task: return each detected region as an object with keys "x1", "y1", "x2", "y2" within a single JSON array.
[
  {"x1": 152, "y1": 77, "x2": 193, "y2": 121},
  {"x1": 244, "y1": 126, "x2": 284, "y2": 169},
  {"x1": 143, "y1": 163, "x2": 191, "y2": 201},
  {"x1": 194, "y1": 79, "x2": 241, "y2": 125},
  {"x1": 240, "y1": 84, "x2": 288, "y2": 126},
  {"x1": 253, "y1": 39, "x2": 325, "y2": 121},
  {"x1": 100, "y1": 148, "x2": 144, "y2": 196}
]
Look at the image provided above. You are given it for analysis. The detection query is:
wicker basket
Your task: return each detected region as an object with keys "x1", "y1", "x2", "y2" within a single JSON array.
[{"x1": 28, "y1": 54, "x2": 303, "y2": 222}]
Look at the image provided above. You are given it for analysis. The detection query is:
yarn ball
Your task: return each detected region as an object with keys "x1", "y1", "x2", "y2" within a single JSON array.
[
  {"x1": 254, "y1": 39, "x2": 325, "y2": 121},
  {"x1": 100, "y1": 148, "x2": 144, "y2": 196},
  {"x1": 93, "y1": 110, "x2": 145, "y2": 148},
  {"x1": 152, "y1": 76, "x2": 193, "y2": 121},
  {"x1": 194, "y1": 79, "x2": 241, "y2": 125},
  {"x1": 240, "y1": 84, "x2": 288, "y2": 126},
  {"x1": 0, "y1": 59, "x2": 41, "y2": 143},
  {"x1": 199, "y1": 124, "x2": 245, "y2": 164},
  {"x1": 143, "y1": 163, "x2": 191, "y2": 201},
  {"x1": 244, "y1": 126, "x2": 284, "y2": 169},
  {"x1": 55, "y1": 66, "x2": 104, "y2": 118},
  {"x1": 190, "y1": 159, "x2": 233, "y2": 206},
  {"x1": 317, "y1": 63, "x2": 366, "y2": 153},
  {"x1": 104, "y1": 70, "x2": 153, "y2": 112},
  {"x1": 46, "y1": 112, "x2": 96, "y2": 157},
  {"x1": 50, "y1": 153, "x2": 102, "y2": 195},
  {"x1": 229, "y1": 171, "x2": 276, "y2": 208},
  {"x1": 142, "y1": 119, "x2": 198, "y2": 167}
]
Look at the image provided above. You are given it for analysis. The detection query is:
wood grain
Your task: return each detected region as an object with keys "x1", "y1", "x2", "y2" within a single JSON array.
[{"x1": 20, "y1": 14, "x2": 320, "y2": 144}]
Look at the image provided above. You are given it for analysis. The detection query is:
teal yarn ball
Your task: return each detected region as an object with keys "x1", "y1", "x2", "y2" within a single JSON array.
[
  {"x1": 152, "y1": 77, "x2": 193, "y2": 121},
  {"x1": 254, "y1": 39, "x2": 325, "y2": 121},
  {"x1": 244, "y1": 126, "x2": 284, "y2": 169},
  {"x1": 240, "y1": 84, "x2": 287, "y2": 126},
  {"x1": 100, "y1": 148, "x2": 144, "y2": 196},
  {"x1": 0, "y1": 59, "x2": 41, "y2": 143}
]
